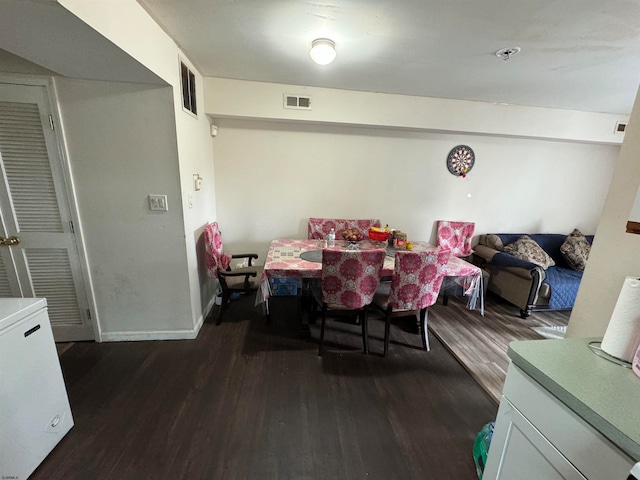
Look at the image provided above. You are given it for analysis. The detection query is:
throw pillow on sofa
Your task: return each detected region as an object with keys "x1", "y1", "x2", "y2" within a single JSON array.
[
  {"x1": 560, "y1": 228, "x2": 590, "y2": 271},
  {"x1": 503, "y1": 235, "x2": 556, "y2": 269}
]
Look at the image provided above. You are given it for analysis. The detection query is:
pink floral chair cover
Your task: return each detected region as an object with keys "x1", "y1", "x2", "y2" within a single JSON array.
[
  {"x1": 308, "y1": 218, "x2": 381, "y2": 240},
  {"x1": 204, "y1": 222, "x2": 231, "y2": 278},
  {"x1": 321, "y1": 249, "x2": 386, "y2": 309},
  {"x1": 373, "y1": 248, "x2": 451, "y2": 356},
  {"x1": 315, "y1": 248, "x2": 386, "y2": 356},
  {"x1": 388, "y1": 248, "x2": 451, "y2": 311},
  {"x1": 436, "y1": 220, "x2": 475, "y2": 257}
]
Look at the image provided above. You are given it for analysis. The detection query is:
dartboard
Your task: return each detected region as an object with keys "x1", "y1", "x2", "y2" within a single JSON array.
[{"x1": 446, "y1": 145, "x2": 475, "y2": 176}]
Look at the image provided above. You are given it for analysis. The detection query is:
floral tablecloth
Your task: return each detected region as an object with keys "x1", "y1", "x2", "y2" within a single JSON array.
[{"x1": 258, "y1": 239, "x2": 484, "y2": 314}]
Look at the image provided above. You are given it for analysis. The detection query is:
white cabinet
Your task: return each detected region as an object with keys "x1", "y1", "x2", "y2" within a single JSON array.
[
  {"x1": 0, "y1": 298, "x2": 74, "y2": 479},
  {"x1": 484, "y1": 365, "x2": 634, "y2": 480}
]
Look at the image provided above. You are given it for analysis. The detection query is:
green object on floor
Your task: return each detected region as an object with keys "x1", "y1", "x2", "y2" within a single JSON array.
[{"x1": 473, "y1": 422, "x2": 494, "y2": 479}]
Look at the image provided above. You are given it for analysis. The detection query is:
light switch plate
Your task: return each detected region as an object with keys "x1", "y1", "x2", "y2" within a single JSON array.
[{"x1": 149, "y1": 194, "x2": 168, "y2": 211}]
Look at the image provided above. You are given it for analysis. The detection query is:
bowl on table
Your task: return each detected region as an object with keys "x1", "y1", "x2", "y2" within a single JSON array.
[
  {"x1": 368, "y1": 229, "x2": 390, "y2": 242},
  {"x1": 341, "y1": 229, "x2": 364, "y2": 242}
]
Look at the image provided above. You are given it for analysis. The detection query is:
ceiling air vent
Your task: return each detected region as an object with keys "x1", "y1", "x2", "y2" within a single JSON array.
[
  {"x1": 615, "y1": 121, "x2": 627, "y2": 134},
  {"x1": 283, "y1": 94, "x2": 312, "y2": 110}
]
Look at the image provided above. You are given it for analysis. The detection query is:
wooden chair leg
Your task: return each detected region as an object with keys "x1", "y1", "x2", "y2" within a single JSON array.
[
  {"x1": 318, "y1": 305, "x2": 327, "y2": 356},
  {"x1": 383, "y1": 307, "x2": 392, "y2": 357},
  {"x1": 310, "y1": 296, "x2": 317, "y2": 325},
  {"x1": 361, "y1": 308, "x2": 369, "y2": 354},
  {"x1": 216, "y1": 291, "x2": 231, "y2": 326},
  {"x1": 420, "y1": 308, "x2": 430, "y2": 351}
]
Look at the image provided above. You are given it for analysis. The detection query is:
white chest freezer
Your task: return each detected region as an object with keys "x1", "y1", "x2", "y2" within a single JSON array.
[{"x1": 0, "y1": 298, "x2": 74, "y2": 479}]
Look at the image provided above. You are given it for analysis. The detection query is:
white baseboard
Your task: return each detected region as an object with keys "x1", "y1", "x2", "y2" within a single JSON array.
[
  {"x1": 101, "y1": 328, "x2": 199, "y2": 342},
  {"x1": 101, "y1": 297, "x2": 217, "y2": 342}
]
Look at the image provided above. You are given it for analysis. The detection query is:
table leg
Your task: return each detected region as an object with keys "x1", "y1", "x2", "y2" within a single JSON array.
[{"x1": 300, "y1": 291, "x2": 314, "y2": 338}]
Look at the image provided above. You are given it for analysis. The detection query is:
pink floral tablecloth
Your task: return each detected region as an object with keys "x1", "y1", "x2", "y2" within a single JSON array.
[{"x1": 258, "y1": 239, "x2": 484, "y2": 314}]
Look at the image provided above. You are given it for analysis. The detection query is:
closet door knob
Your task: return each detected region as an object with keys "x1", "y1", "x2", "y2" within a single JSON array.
[{"x1": 1, "y1": 236, "x2": 20, "y2": 246}]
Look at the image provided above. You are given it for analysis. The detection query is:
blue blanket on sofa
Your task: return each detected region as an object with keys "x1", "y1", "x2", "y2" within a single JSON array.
[
  {"x1": 543, "y1": 266, "x2": 583, "y2": 309},
  {"x1": 491, "y1": 233, "x2": 592, "y2": 310}
]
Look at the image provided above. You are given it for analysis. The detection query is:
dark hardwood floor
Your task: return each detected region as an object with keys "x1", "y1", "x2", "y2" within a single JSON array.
[{"x1": 37, "y1": 295, "x2": 496, "y2": 480}]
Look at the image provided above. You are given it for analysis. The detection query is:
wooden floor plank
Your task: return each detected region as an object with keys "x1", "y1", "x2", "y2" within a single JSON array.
[
  {"x1": 428, "y1": 292, "x2": 570, "y2": 403},
  {"x1": 38, "y1": 294, "x2": 497, "y2": 480}
]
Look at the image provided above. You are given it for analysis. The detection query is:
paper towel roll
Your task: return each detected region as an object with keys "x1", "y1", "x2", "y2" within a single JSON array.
[{"x1": 601, "y1": 276, "x2": 640, "y2": 362}]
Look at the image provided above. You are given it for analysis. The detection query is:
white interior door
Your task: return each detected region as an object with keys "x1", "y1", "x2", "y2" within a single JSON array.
[{"x1": 0, "y1": 82, "x2": 94, "y2": 341}]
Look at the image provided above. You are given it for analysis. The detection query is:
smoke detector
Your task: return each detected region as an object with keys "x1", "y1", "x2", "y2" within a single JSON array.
[{"x1": 495, "y1": 47, "x2": 521, "y2": 61}]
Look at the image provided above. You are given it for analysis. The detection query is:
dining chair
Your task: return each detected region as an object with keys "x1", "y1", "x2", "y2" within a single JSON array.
[
  {"x1": 307, "y1": 218, "x2": 381, "y2": 240},
  {"x1": 372, "y1": 248, "x2": 451, "y2": 356},
  {"x1": 312, "y1": 248, "x2": 386, "y2": 356},
  {"x1": 436, "y1": 220, "x2": 477, "y2": 306},
  {"x1": 436, "y1": 220, "x2": 475, "y2": 258},
  {"x1": 204, "y1": 222, "x2": 262, "y2": 325}
]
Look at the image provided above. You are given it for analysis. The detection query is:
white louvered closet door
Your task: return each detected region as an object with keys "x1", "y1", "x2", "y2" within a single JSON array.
[{"x1": 0, "y1": 83, "x2": 94, "y2": 341}]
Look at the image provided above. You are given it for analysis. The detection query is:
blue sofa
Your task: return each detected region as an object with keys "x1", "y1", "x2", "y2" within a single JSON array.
[{"x1": 474, "y1": 233, "x2": 593, "y2": 318}]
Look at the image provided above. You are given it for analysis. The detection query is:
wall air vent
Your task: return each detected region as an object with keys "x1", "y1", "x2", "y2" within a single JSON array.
[
  {"x1": 283, "y1": 94, "x2": 312, "y2": 110},
  {"x1": 180, "y1": 60, "x2": 197, "y2": 116},
  {"x1": 615, "y1": 122, "x2": 627, "y2": 133}
]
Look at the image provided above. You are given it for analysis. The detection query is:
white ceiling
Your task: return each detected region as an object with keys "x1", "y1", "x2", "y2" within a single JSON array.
[{"x1": 141, "y1": 0, "x2": 640, "y2": 115}]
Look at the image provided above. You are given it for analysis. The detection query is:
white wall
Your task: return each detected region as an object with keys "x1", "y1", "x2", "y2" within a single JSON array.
[
  {"x1": 207, "y1": 80, "x2": 624, "y2": 337},
  {"x1": 206, "y1": 78, "x2": 628, "y2": 145},
  {"x1": 56, "y1": 0, "x2": 219, "y2": 336},
  {"x1": 568, "y1": 88, "x2": 640, "y2": 338},
  {"x1": 212, "y1": 118, "x2": 617, "y2": 262},
  {"x1": 0, "y1": 48, "x2": 57, "y2": 76},
  {"x1": 629, "y1": 186, "x2": 640, "y2": 222},
  {"x1": 54, "y1": 78, "x2": 195, "y2": 338}
]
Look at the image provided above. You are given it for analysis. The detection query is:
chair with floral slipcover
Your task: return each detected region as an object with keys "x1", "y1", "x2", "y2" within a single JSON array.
[
  {"x1": 204, "y1": 222, "x2": 262, "y2": 325},
  {"x1": 312, "y1": 248, "x2": 386, "y2": 356},
  {"x1": 436, "y1": 220, "x2": 475, "y2": 258},
  {"x1": 307, "y1": 218, "x2": 382, "y2": 240},
  {"x1": 372, "y1": 248, "x2": 451, "y2": 356},
  {"x1": 436, "y1": 220, "x2": 478, "y2": 307}
]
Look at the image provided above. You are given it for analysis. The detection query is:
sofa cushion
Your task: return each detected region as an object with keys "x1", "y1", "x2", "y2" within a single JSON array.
[
  {"x1": 503, "y1": 235, "x2": 556, "y2": 269},
  {"x1": 484, "y1": 234, "x2": 504, "y2": 251},
  {"x1": 560, "y1": 228, "x2": 590, "y2": 272}
]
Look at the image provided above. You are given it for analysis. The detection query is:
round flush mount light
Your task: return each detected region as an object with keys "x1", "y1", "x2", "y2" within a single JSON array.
[
  {"x1": 310, "y1": 38, "x2": 337, "y2": 65},
  {"x1": 495, "y1": 47, "x2": 521, "y2": 61}
]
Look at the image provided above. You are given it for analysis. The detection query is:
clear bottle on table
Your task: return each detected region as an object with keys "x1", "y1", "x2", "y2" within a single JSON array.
[{"x1": 327, "y1": 228, "x2": 336, "y2": 247}]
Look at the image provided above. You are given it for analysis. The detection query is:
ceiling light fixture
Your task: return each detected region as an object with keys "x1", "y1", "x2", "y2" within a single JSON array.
[
  {"x1": 495, "y1": 47, "x2": 521, "y2": 61},
  {"x1": 310, "y1": 38, "x2": 336, "y2": 65}
]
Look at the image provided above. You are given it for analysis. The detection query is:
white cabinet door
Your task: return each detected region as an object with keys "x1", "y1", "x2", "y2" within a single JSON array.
[
  {"x1": 0, "y1": 83, "x2": 93, "y2": 341},
  {"x1": 484, "y1": 397, "x2": 587, "y2": 480}
]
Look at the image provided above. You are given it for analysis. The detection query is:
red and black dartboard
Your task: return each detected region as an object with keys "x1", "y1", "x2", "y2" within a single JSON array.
[{"x1": 446, "y1": 145, "x2": 475, "y2": 177}]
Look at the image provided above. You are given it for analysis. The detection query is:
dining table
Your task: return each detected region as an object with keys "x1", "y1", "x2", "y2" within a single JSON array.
[{"x1": 257, "y1": 239, "x2": 485, "y2": 322}]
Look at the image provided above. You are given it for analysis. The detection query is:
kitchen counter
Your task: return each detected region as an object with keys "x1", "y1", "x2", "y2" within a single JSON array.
[{"x1": 508, "y1": 337, "x2": 640, "y2": 461}]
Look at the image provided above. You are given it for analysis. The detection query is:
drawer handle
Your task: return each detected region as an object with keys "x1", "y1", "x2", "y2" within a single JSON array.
[{"x1": 24, "y1": 324, "x2": 41, "y2": 337}]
